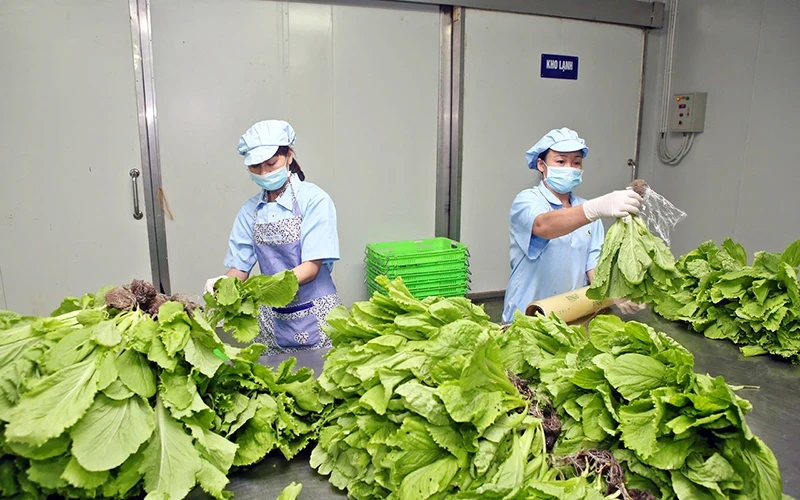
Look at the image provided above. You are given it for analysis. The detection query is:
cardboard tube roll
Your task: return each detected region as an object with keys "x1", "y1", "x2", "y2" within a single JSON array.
[{"x1": 525, "y1": 286, "x2": 613, "y2": 323}]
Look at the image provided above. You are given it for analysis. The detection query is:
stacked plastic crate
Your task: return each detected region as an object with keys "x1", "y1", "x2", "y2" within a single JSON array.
[{"x1": 365, "y1": 238, "x2": 470, "y2": 299}]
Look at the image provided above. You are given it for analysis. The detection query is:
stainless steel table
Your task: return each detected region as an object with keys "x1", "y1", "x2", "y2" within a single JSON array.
[{"x1": 197, "y1": 311, "x2": 800, "y2": 499}]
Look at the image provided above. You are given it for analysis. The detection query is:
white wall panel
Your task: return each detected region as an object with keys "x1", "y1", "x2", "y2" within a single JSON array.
[
  {"x1": 638, "y1": 0, "x2": 764, "y2": 257},
  {"x1": 736, "y1": 0, "x2": 800, "y2": 254},
  {"x1": 459, "y1": 9, "x2": 644, "y2": 293},
  {"x1": 151, "y1": 0, "x2": 440, "y2": 305},
  {"x1": 638, "y1": 0, "x2": 799, "y2": 258},
  {"x1": 0, "y1": 0, "x2": 151, "y2": 315}
]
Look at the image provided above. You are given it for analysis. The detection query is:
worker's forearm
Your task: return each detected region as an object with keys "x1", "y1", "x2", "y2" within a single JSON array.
[
  {"x1": 532, "y1": 206, "x2": 591, "y2": 240},
  {"x1": 292, "y1": 260, "x2": 323, "y2": 285},
  {"x1": 587, "y1": 269, "x2": 595, "y2": 283},
  {"x1": 226, "y1": 268, "x2": 249, "y2": 281}
]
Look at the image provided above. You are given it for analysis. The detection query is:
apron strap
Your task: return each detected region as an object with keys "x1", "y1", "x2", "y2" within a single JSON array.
[{"x1": 252, "y1": 176, "x2": 303, "y2": 231}]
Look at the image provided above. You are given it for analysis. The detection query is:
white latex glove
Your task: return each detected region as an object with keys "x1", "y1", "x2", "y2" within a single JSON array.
[
  {"x1": 204, "y1": 275, "x2": 226, "y2": 295},
  {"x1": 582, "y1": 190, "x2": 643, "y2": 222},
  {"x1": 614, "y1": 298, "x2": 646, "y2": 315}
]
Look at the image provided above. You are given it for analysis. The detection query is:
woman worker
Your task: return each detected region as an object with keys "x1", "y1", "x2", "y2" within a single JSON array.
[
  {"x1": 502, "y1": 127, "x2": 644, "y2": 323},
  {"x1": 204, "y1": 120, "x2": 341, "y2": 353}
]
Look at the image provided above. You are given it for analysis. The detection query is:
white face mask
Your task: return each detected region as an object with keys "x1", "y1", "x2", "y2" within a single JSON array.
[
  {"x1": 543, "y1": 165, "x2": 583, "y2": 194},
  {"x1": 249, "y1": 161, "x2": 289, "y2": 191}
]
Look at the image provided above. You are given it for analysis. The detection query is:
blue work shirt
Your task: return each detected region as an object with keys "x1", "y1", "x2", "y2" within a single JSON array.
[
  {"x1": 224, "y1": 177, "x2": 340, "y2": 272},
  {"x1": 502, "y1": 181, "x2": 604, "y2": 322}
]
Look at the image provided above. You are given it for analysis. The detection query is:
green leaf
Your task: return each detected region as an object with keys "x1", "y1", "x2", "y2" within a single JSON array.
[
  {"x1": 185, "y1": 418, "x2": 238, "y2": 472},
  {"x1": 246, "y1": 271, "x2": 300, "y2": 306},
  {"x1": 140, "y1": 396, "x2": 202, "y2": 499},
  {"x1": 159, "y1": 307, "x2": 192, "y2": 356},
  {"x1": 196, "y1": 458, "x2": 232, "y2": 500},
  {"x1": 397, "y1": 455, "x2": 458, "y2": 500},
  {"x1": 671, "y1": 470, "x2": 717, "y2": 500},
  {"x1": 92, "y1": 320, "x2": 122, "y2": 347},
  {"x1": 148, "y1": 334, "x2": 179, "y2": 371},
  {"x1": 161, "y1": 371, "x2": 197, "y2": 411},
  {"x1": 781, "y1": 239, "x2": 800, "y2": 268},
  {"x1": 618, "y1": 400, "x2": 659, "y2": 458},
  {"x1": 117, "y1": 349, "x2": 157, "y2": 398},
  {"x1": 104, "y1": 379, "x2": 136, "y2": 400},
  {"x1": 71, "y1": 394, "x2": 155, "y2": 471},
  {"x1": 582, "y1": 393, "x2": 616, "y2": 441},
  {"x1": 96, "y1": 351, "x2": 119, "y2": 391},
  {"x1": 724, "y1": 436, "x2": 782, "y2": 500},
  {"x1": 184, "y1": 331, "x2": 225, "y2": 378},
  {"x1": 685, "y1": 453, "x2": 738, "y2": 486},
  {"x1": 426, "y1": 424, "x2": 470, "y2": 466},
  {"x1": 359, "y1": 384, "x2": 390, "y2": 415},
  {"x1": 232, "y1": 404, "x2": 280, "y2": 466},
  {"x1": 741, "y1": 345, "x2": 768, "y2": 357},
  {"x1": 103, "y1": 451, "x2": 145, "y2": 498},
  {"x1": 722, "y1": 238, "x2": 748, "y2": 267},
  {"x1": 226, "y1": 316, "x2": 261, "y2": 343},
  {"x1": 395, "y1": 381, "x2": 450, "y2": 427},
  {"x1": 645, "y1": 437, "x2": 696, "y2": 469},
  {"x1": 0, "y1": 355, "x2": 37, "y2": 421},
  {"x1": 428, "y1": 301, "x2": 466, "y2": 325},
  {"x1": 62, "y1": 456, "x2": 110, "y2": 489},
  {"x1": 77, "y1": 309, "x2": 107, "y2": 326},
  {"x1": 603, "y1": 353, "x2": 668, "y2": 400},
  {"x1": 7, "y1": 433, "x2": 71, "y2": 460},
  {"x1": 276, "y1": 482, "x2": 303, "y2": 500},
  {"x1": 6, "y1": 357, "x2": 99, "y2": 446},
  {"x1": 478, "y1": 428, "x2": 534, "y2": 495},
  {"x1": 438, "y1": 383, "x2": 506, "y2": 433},
  {"x1": 42, "y1": 327, "x2": 95, "y2": 373},
  {"x1": 216, "y1": 278, "x2": 241, "y2": 306},
  {"x1": 619, "y1": 219, "x2": 652, "y2": 285},
  {"x1": 27, "y1": 456, "x2": 69, "y2": 489},
  {"x1": 130, "y1": 315, "x2": 158, "y2": 351}
]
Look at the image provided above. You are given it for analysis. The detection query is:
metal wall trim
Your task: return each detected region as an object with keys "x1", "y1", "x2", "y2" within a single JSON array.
[
  {"x1": 631, "y1": 29, "x2": 648, "y2": 181},
  {"x1": 435, "y1": 6, "x2": 453, "y2": 237},
  {"x1": 129, "y1": 0, "x2": 171, "y2": 294},
  {"x1": 447, "y1": 6, "x2": 465, "y2": 241},
  {"x1": 308, "y1": 0, "x2": 664, "y2": 28},
  {"x1": 466, "y1": 290, "x2": 506, "y2": 303}
]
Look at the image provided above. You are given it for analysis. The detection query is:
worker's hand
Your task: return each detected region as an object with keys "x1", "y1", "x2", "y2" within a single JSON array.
[
  {"x1": 204, "y1": 275, "x2": 227, "y2": 296},
  {"x1": 614, "y1": 298, "x2": 646, "y2": 315},
  {"x1": 582, "y1": 190, "x2": 643, "y2": 222}
]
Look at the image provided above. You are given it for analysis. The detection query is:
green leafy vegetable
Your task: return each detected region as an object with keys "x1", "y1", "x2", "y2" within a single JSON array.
[
  {"x1": 651, "y1": 238, "x2": 800, "y2": 364},
  {"x1": 204, "y1": 271, "x2": 299, "y2": 343},
  {"x1": 276, "y1": 482, "x2": 303, "y2": 500},
  {"x1": 0, "y1": 273, "x2": 320, "y2": 499},
  {"x1": 502, "y1": 311, "x2": 785, "y2": 499},
  {"x1": 587, "y1": 215, "x2": 682, "y2": 304},
  {"x1": 313, "y1": 276, "x2": 785, "y2": 499}
]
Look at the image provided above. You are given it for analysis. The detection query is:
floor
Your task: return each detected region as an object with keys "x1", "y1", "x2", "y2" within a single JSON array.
[{"x1": 475, "y1": 298, "x2": 504, "y2": 323}]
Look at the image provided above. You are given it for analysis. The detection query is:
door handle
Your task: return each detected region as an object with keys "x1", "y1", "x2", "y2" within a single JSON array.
[
  {"x1": 130, "y1": 169, "x2": 144, "y2": 220},
  {"x1": 627, "y1": 159, "x2": 638, "y2": 182}
]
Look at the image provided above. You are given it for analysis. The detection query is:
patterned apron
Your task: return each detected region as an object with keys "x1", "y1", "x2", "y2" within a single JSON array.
[{"x1": 252, "y1": 179, "x2": 341, "y2": 354}]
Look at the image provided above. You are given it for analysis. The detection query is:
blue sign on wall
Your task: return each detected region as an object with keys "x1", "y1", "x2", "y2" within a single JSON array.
[{"x1": 540, "y1": 54, "x2": 579, "y2": 80}]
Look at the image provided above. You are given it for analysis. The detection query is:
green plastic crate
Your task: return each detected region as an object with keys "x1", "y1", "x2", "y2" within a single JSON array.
[
  {"x1": 368, "y1": 285, "x2": 467, "y2": 300},
  {"x1": 366, "y1": 265, "x2": 469, "y2": 282},
  {"x1": 366, "y1": 237, "x2": 468, "y2": 270},
  {"x1": 366, "y1": 260, "x2": 470, "y2": 277},
  {"x1": 367, "y1": 280, "x2": 468, "y2": 300},
  {"x1": 366, "y1": 272, "x2": 468, "y2": 289}
]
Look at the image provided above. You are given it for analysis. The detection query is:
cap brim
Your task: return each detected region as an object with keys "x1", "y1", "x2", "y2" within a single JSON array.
[
  {"x1": 243, "y1": 145, "x2": 280, "y2": 166},
  {"x1": 550, "y1": 139, "x2": 588, "y2": 156}
]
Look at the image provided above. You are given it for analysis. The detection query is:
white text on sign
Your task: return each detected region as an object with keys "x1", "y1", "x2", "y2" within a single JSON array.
[{"x1": 546, "y1": 59, "x2": 574, "y2": 72}]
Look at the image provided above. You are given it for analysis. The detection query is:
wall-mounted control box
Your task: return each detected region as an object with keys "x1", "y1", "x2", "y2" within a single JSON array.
[{"x1": 669, "y1": 92, "x2": 707, "y2": 133}]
